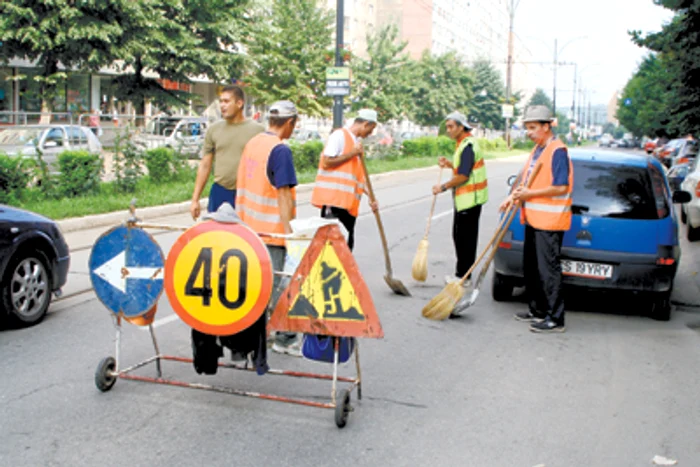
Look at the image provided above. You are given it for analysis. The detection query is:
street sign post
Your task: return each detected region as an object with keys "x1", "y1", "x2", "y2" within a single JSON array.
[
  {"x1": 501, "y1": 104, "x2": 514, "y2": 119},
  {"x1": 164, "y1": 221, "x2": 273, "y2": 336},
  {"x1": 89, "y1": 226, "x2": 165, "y2": 318},
  {"x1": 326, "y1": 67, "x2": 351, "y2": 97}
]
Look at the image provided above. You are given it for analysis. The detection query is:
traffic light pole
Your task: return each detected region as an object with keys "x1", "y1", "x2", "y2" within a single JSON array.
[{"x1": 333, "y1": 0, "x2": 344, "y2": 129}]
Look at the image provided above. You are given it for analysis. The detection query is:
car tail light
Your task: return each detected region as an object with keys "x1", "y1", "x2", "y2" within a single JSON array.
[
  {"x1": 499, "y1": 230, "x2": 513, "y2": 249},
  {"x1": 656, "y1": 245, "x2": 678, "y2": 266},
  {"x1": 678, "y1": 157, "x2": 688, "y2": 164}
]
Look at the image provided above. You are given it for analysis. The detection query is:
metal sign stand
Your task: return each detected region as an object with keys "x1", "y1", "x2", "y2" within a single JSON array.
[{"x1": 93, "y1": 212, "x2": 363, "y2": 429}]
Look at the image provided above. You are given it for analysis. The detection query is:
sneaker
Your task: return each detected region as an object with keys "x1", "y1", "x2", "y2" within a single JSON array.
[
  {"x1": 272, "y1": 336, "x2": 303, "y2": 357},
  {"x1": 514, "y1": 310, "x2": 545, "y2": 322},
  {"x1": 444, "y1": 275, "x2": 472, "y2": 288},
  {"x1": 529, "y1": 318, "x2": 566, "y2": 333}
]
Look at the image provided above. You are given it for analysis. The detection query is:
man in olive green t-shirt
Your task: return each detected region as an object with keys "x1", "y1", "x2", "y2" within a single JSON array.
[{"x1": 190, "y1": 85, "x2": 264, "y2": 220}]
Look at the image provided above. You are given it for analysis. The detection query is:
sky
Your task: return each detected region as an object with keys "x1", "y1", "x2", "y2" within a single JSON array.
[{"x1": 513, "y1": 0, "x2": 674, "y2": 108}]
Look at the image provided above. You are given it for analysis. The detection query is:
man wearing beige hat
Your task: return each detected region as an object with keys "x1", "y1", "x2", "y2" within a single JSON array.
[
  {"x1": 311, "y1": 108, "x2": 379, "y2": 251},
  {"x1": 499, "y1": 105, "x2": 573, "y2": 333}
]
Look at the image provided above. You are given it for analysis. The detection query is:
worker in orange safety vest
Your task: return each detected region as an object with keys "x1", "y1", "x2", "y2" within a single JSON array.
[
  {"x1": 499, "y1": 105, "x2": 573, "y2": 334},
  {"x1": 310, "y1": 109, "x2": 379, "y2": 251}
]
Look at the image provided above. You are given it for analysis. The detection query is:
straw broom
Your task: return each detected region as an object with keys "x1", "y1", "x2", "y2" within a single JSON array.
[
  {"x1": 422, "y1": 162, "x2": 542, "y2": 320},
  {"x1": 411, "y1": 168, "x2": 443, "y2": 282}
]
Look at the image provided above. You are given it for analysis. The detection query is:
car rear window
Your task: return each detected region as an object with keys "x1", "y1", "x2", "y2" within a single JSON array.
[{"x1": 571, "y1": 161, "x2": 666, "y2": 219}]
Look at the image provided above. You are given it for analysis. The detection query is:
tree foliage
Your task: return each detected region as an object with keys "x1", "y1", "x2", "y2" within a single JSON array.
[
  {"x1": 244, "y1": 0, "x2": 333, "y2": 117},
  {"x1": 350, "y1": 25, "x2": 412, "y2": 122},
  {"x1": 0, "y1": 0, "x2": 135, "y2": 118},
  {"x1": 527, "y1": 88, "x2": 553, "y2": 110},
  {"x1": 630, "y1": 0, "x2": 700, "y2": 136},
  {"x1": 616, "y1": 54, "x2": 672, "y2": 137},
  {"x1": 409, "y1": 51, "x2": 474, "y2": 127},
  {"x1": 470, "y1": 59, "x2": 506, "y2": 130}
]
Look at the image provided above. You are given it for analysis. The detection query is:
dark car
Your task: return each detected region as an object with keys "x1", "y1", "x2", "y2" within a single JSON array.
[
  {"x1": 0, "y1": 205, "x2": 70, "y2": 326},
  {"x1": 493, "y1": 150, "x2": 688, "y2": 320},
  {"x1": 668, "y1": 162, "x2": 691, "y2": 191}
]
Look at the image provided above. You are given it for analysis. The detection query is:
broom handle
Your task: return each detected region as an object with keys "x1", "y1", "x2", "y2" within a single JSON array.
[
  {"x1": 423, "y1": 167, "x2": 443, "y2": 238},
  {"x1": 359, "y1": 153, "x2": 394, "y2": 276},
  {"x1": 458, "y1": 162, "x2": 542, "y2": 286}
]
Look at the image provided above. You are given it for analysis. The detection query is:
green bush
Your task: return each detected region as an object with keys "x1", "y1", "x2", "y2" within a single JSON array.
[
  {"x1": 436, "y1": 136, "x2": 453, "y2": 156},
  {"x1": 57, "y1": 151, "x2": 102, "y2": 197},
  {"x1": 289, "y1": 140, "x2": 323, "y2": 173},
  {"x1": 512, "y1": 139, "x2": 535, "y2": 151},
  {"x1": 401, "y1": 139, "x2": 420, "y2": 157},
  {"x1": 0, "y1": 154, "x2": 34, "y2": 204},
  {"x1": 144, "y1": 147, "x2": 178, "y2": 183},
  {"x1": 113, "y1": 126, "x2": 143, "y2": 193}
]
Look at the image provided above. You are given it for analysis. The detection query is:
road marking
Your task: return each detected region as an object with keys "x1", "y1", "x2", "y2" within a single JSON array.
[
  {"x1": 139, "y1": 313, "x2": 180, "y2": 330},
  {"x1": 431, "y1": 210, "x2": 452, "y2": 221}
]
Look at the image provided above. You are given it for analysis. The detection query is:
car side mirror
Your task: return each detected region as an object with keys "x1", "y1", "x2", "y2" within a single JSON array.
[
  {"x1": 43, "y1": 141, "x2": 58, "y2": 148},
  {"x1": 507, "y1": 175, "x2": 517, "y2": 186},
  {"x1": 672, "y1": 190, "x2": 692, "y2": 204}
]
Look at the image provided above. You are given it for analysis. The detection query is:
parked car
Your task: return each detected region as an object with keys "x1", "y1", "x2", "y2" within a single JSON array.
[
  {"x1": 291, "y1": 128, "x2": 322, "y2": 143},
  {"x1": 131, "y1": 116, "x2": 208, "y2": 158},
  {"x1": 655, "y1": 138, "x2": 684, "y2": 167},
  {"x1": 669, "y1": 138, "x2": 697, "y2": 167},
  {"x1": 598, "y1": 134, "x2": 614, "y2": 147},
  {"x1": 493, "y1": 150, "x2": 689, "y2": 320},
  {"x1": 0, "y1": 205, "x2": 70, "y2": 326},
  {"x1": 0, "y1": 125, "x2": 102, "y2": 171},
  {"x1": 644, "y1": 137, "x2": 658, "y2": 154},
  {"x1": 679, "y1": 156, "x2": 700, "y2": 241},
  {"x1": 668, "y1": 162, "x2": 691, "y2": 191}
]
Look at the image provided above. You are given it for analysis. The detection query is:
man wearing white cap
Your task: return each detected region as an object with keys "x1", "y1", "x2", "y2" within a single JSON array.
[
  {"x1": 236, "y1": 100, "x2": 302, "y2": 356},
  {"x1": 432, "y1": 111, "x2": 488, "y2": 287},
  {"x1": 311, "y1": 109, "x2": 379, "y2": 251}
]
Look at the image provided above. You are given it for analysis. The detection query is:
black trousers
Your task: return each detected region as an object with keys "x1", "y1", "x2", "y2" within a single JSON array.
[
  {"x1": 453, "y1": 204, "x2": 482, "y2": 279},
  {"x1": 524, "y1": 224, "x2": 565, "y2": 323},
  {"x1": 320, "y1": 206, "x2": 357, "y2": 251}
]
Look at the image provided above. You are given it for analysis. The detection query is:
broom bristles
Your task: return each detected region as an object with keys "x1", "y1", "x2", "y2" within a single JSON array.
[
  {"x1": 411, "y1": 239, "x2": 429, "y2": 282},
  {"x1": 421, "y1": 282, "x2": 465, "y2": 320}
]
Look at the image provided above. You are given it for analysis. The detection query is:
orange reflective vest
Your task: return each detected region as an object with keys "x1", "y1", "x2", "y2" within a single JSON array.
[
  {"x1": 310, "y1": 128, "x2": 366, "y2": 217},
  {"x1": 520, "y1": 139, "x2": 573, "y2": 231},
  {"x1": 236, "y1": 133, "x2": 296, "y2": 247}
]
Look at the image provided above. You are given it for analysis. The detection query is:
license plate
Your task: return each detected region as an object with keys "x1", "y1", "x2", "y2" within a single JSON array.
[{"x1": 561, "y1": 260, "x2": 613, "y2": 279}]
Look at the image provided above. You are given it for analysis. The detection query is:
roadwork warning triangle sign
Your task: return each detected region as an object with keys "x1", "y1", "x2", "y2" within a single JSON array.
[{"x1": 269, "y1": 224, "x2": 383, "y2": 338}]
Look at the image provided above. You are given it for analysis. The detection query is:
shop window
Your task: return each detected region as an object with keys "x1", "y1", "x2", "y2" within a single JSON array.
[{"x1": 0, "y1": 68, "x2": 13, "y2": 123}]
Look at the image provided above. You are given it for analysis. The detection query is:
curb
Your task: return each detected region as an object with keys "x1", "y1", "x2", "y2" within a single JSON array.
[{"x1": 57, "y1": 154, "x2": 527, "y2": 234}]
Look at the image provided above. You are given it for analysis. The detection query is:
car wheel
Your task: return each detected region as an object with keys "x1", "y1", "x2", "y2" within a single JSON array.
[
  {"x1": 492, "y1": 272, "x2": 514, "y2": 302},
  {"x1": 687, "y1": 222, "x2": 700, "y2": 242},
  {"x1": 649, "y1": 290, "x2": 671, "y2": 321},
  {"x1": 1, "y1": 252, "x2": 52, "y2": 326}
]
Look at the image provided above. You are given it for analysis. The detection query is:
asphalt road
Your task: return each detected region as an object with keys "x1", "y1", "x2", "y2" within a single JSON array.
[{"x1": 2, "y1": 148, "x2": 700, "y2": 467}]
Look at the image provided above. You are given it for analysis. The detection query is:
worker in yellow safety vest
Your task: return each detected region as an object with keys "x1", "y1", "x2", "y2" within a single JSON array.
[
  {"x1": 236, "y1": 100, "x2": 301, "y2": 356},
  {"x1": 500, "y1": 105, "x2": 573, "y2": 334},
  {"x1": 310, "y1": 109, "x2": 379, "y2": 251},
  {"x1": 432, "y1": 111, "x2": 488, "y2": 287}
]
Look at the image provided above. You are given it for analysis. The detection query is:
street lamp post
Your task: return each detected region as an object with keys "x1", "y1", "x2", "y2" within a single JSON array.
[
  {"x1": 505, "y1": 0, "x2": 520, "y2": 149},
  {"x1": 332, "y1": 0, "x2": 345, "y2": 129}
]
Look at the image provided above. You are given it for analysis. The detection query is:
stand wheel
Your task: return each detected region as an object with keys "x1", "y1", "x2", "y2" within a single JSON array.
[
  {"x1": 335, "y1": 389, "x2": 352, "y2": 428},
  {"x1": 95, "y1": 357, "x2": 117, "y2": 392}
]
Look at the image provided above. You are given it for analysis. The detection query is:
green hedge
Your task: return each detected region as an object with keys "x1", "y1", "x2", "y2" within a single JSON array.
[
  {"x1": 512, "y1": 139, "x2": 535, "y2": 150},
  {"x1": 402, "y1": 136, "x2": 453, "y2": 158},
  {"x1": 288, "y1": 140, "x2": 323, "y2": 172},
  {"x1": 143, "y1": 147, "x2": 194, "y2": 184},
  {"x1": 57, "y1": 151, "x2": 103, "y2": 197},
  {"x1": 0, "y1": 154, "x2": 34, "y2": 204}
]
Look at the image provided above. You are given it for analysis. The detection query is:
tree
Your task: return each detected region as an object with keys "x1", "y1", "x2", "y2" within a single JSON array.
[
  {"x1": 631, "y1": 1, "x2": 700, "y2": 136},
  {"x1": 409, "y1": 51, "x2": 473, "y2": 127},
  {"x1": 111, "y1": 0, "x2": 251, "y2": 118},
  {"x1": 616, "y1": 54, "x2": 672, "y2": 137},
  {"x1": 469, "y1": 59, "x2": 506, "y2": 130},
  {"x1": 350, "y1": 25, "x2": 412, "y2": 122},
  {"x1": 244, "y1": 0, "x2": 333, "y2": 117},
  {"x1": 527, "y1": 88, "x2": 553, "y2": 110},
  {"x1": 0, "y1": 0, "x2": 136, "y2": 121}
]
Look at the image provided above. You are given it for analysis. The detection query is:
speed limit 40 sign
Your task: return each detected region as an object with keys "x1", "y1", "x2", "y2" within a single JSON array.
[{"x1": 164, "y1": 221, "x2": 273, "y2": 336}]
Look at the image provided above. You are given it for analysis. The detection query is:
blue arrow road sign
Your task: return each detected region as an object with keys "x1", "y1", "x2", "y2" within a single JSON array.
[{"x1": 89, "y1": 226, "x2": 164, "y2": 317}]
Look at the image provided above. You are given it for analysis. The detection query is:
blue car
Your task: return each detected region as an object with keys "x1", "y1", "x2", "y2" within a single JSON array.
[{"x1": 493, "y1": 150, "x2": 690, "y2": 320}]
